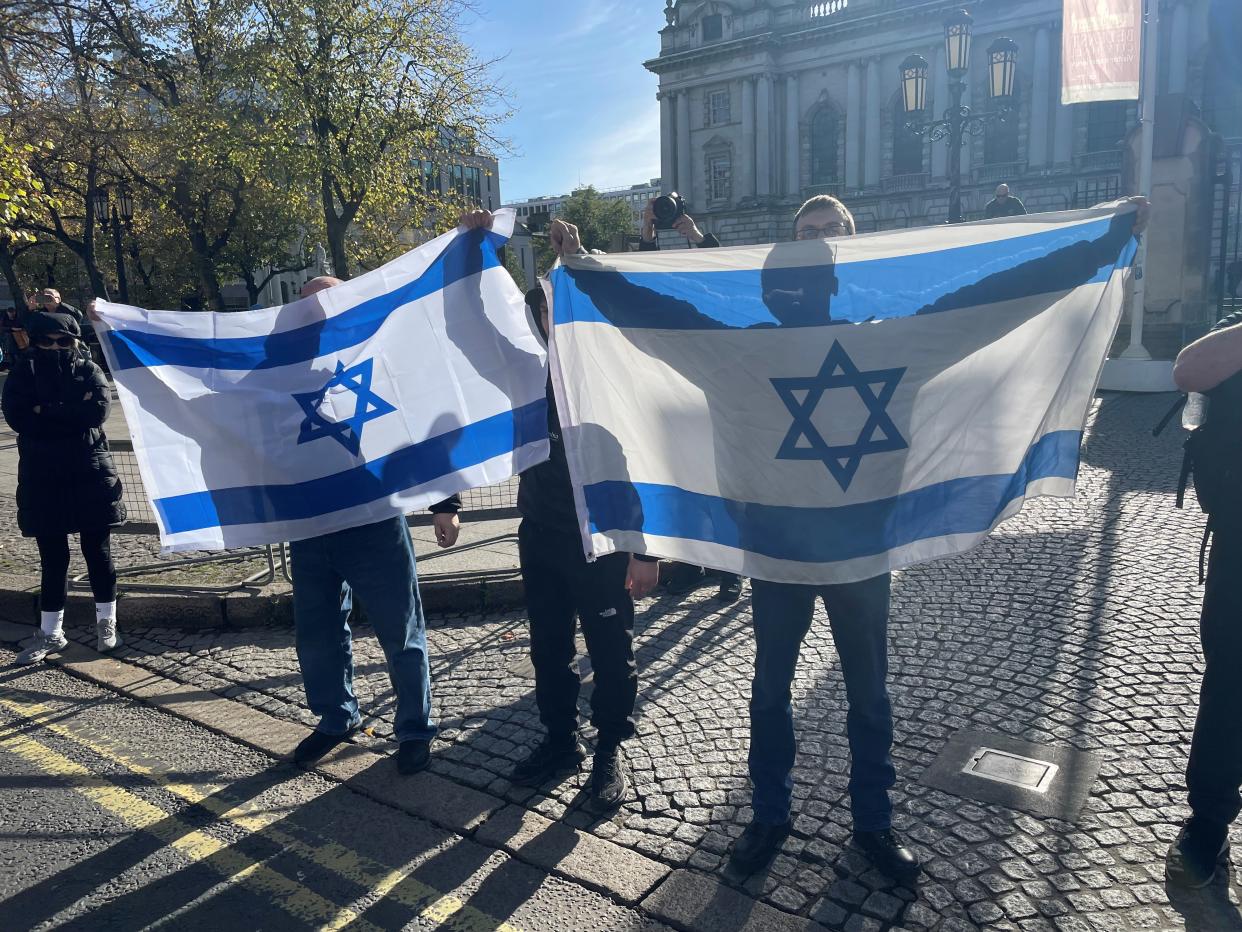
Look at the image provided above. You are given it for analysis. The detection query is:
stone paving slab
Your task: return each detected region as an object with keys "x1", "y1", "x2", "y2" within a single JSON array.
[
  {"x1": 475, "y1": 803, "x2": 670, "y2": 904},
  {"x1": 643, "y1": 869, "x2": 831, "y2": 932},
  {"x1": 6, "y1": 393, "x2": 1242, "y2": 930}
]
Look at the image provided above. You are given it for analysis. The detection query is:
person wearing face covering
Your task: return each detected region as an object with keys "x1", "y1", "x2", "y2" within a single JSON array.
[{"x1": 2, "y1": 312, "x2": 126, "y2": 664}]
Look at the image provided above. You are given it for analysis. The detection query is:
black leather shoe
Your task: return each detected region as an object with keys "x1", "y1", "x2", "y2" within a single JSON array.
[
  {"x1": 589, "y1": 743, "x2": 628, "y2": 810},
  {"x1": 662, "y1": 563, "x2": 706, "y2": 594},
  {"x1": 855, "y1": 829, "x2": 921, "y2": 881},
  {"x1": 1167, "y1": 819, "x2": 1229, "y2": 889},
  {"x1": 510, "y1": 735, "x2": 586, "y2": 786},
  {"x1": 397, "y1": 739, "x2": 432, "y2": 775},
  {"x1": 726, "y1": 819, "x2": 791, "y2": 877},
  {"x1": 716, "y1": 574, "x2": 742, "y2": 604},
  {"x1": 293, "y1": 726, "x2": 356, "y2": 764}
]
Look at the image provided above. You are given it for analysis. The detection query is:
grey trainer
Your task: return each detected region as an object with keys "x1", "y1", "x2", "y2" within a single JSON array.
[
  {"x1": 96, "y1": 617, "x2": 121, "y2": 653},
  {"x1": 16, "y1": 630, "x2": 69, "y2": 665}
]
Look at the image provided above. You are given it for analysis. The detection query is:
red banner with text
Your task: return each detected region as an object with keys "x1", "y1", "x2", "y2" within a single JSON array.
[{"x1": 1061, "y1": 0, "x2": 1142, "y2": 104}]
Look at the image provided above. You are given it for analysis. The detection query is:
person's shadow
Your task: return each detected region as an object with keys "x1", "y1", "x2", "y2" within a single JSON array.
[{"x1": 555, "y1": 210, "x2": 1140, "y2": 576}]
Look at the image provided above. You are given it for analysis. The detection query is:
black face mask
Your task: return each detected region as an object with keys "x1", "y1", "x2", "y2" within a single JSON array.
[{"x1": 33, "y1": 345, "x2": 74, "y2": 393}]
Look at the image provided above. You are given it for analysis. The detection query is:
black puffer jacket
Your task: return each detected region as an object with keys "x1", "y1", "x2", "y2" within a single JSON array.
[{"x1": 2, "y1": 351, "x2": 126, "y2": 536}]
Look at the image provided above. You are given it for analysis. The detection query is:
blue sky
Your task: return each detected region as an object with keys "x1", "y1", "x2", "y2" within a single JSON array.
[{"x1": 464, "y1": 2, "x2": 667, "y2": 203}]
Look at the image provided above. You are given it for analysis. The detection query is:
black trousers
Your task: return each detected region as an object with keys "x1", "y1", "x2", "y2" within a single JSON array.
[
  {"x1": 36, "y1": 529, "x2": 117, "y2": 612},
  {"x1": 518, "y1": 519, "x2": 637, "y2": 745},
  {"x1": 1187, "y1": 527, "x2": 1242, "y2": 827}
]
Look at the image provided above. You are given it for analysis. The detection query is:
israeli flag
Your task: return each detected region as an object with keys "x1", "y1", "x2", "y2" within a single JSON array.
[
  {"x1": 548, "y1": 204, "x2": 1139, "y2": 585},
  {"x1": 95, "y1": 209, "x2": 548, "y2": 553}
]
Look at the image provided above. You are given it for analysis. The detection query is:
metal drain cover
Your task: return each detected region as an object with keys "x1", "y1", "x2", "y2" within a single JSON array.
[
  {"x1": 919, "y1": 730, "x2": 1100, "y2": 821},
  {"x1": 962, "y1": 748, "x2": 1059, "y2": 792}
]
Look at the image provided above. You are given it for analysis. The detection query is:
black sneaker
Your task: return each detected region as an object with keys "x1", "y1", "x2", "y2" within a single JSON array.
[
  {"x1": 855, "y1": 828, "x2": 921, "y2": 881},
  {"x1": 510, "y1": 735, "x2": 586, "y2": 786},
  {"x1": 293, "y1": 725, "x2": 357, "y2": 764},
  {"x1": 726, "y1": 818, "x2": 791, "y2": 877},
  {"x1": 397, "y1": 739, "x2": 432, "y2": 775},
  {"x1": 716, "y1": 574, "x2": 742, "y2": 604},
  {"x1": 589, "y1": 743, "x2": 628, "y2": 810},
  {"x1": 1166, "y1": 819, "x2": 1229, "y2": 889}
]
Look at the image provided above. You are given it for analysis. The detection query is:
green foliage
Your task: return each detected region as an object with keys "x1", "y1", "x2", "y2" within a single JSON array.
[
  {"x1": 502, "y1": 245, "x2": 527, "y2": 292},
  {"x1": 556, "y1": 188, "x2": 637, "y2": 253},
  {"x1": 0, "y1": 0, "x2": 504, "y2": 305}
]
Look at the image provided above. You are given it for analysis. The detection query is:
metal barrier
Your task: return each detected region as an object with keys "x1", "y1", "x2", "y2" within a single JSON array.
[{"x1": 82, "y1": 438, "x2": 521, "y2": 594}]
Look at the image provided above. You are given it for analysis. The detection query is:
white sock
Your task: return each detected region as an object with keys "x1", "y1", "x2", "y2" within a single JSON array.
[
  {"x1": 40, "y1": 610, "x2": 64, "y2": 638},
  {"x1": 95, "y1": 601, "x2": 117, "y2": 623}
]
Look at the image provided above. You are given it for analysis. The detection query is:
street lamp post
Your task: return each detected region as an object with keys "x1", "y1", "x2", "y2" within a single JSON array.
[
  {"x1": 92, "y1": 186, "x2": 133, "y2": 303},
  {"x1": 900, "y1": 10, "x2": 1019, "y2": 223}
]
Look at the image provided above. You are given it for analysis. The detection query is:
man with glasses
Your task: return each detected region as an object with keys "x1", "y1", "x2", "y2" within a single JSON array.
[{"x1": 548, "y1": 193, "x2": 918, "y2": 881}]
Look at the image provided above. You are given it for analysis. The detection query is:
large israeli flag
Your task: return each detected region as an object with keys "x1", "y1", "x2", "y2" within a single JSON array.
[
  {"x1": 95, "y1": 210, "x2": 548, "y2": 553},
  {"x1": 548, "y1": 203, "x2": 1139, "y2": 585}
]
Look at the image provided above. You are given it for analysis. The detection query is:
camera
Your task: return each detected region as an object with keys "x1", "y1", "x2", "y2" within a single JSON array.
[{"x1": 652, "y1": 192, "x2": 686, "y2": 231}]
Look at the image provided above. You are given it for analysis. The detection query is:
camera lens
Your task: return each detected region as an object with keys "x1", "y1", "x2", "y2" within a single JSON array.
[{"x1": 652, "y1": 195, "x2": 678, "y2": 222}]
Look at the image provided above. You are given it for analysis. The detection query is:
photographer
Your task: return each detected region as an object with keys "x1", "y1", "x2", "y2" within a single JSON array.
[
  {"x1": 1165, "y1": 313, "x2": 1242, "y2": 887},
  {"x1": 638, "y1": 195, "x2": 743, "y2": 605},
  {"x1": 3, "y1": 312, "x2": 125, "y2": 665}
]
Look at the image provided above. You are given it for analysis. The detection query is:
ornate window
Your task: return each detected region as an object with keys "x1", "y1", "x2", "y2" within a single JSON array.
[
  {"x1": 983, "y1": 83, "x2": 1020, "y2": 165},
  {"x1": 708, "y1": 154, "x2": 732, "y2": 202},
  {"x1": 702, "y1": 13, "x2": 723, "y2": 41},
  {"x1": 705, "y1": 89, "x2": 731, "y2": 126},
  {"x1": 892, "y1": 112, "x2": 924, "y2": 175},
  {"x1": 810, "y1": 109, "x2": 839, "y2": 185},
  {"x1": 1085, "y1": 101, "x2": 1130, "y2": 153}
]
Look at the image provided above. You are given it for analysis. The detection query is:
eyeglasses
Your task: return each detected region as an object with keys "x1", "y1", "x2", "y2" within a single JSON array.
[
  {"x1": 36, "y1": 336, "x2": 75, "y2": 348},
  {"x1": 795, "y1": 223, "x2": 852, "y2": 240}
]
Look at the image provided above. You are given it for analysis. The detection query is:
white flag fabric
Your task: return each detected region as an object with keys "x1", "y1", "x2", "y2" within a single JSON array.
[
  {"x1": 548, "y1": 204, "x2": 1139, "y2": 585},
  {"x1": 95, "y1": 209, "x2": 548, "y2": 553},
  {"x1": 1061, "y1": 0, "x2": 1142, "y2": 104}
]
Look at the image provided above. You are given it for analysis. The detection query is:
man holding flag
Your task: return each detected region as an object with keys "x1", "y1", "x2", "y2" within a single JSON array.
[
  {"x1": 547, "y1": 192, "x2": 1147, "y2": 882},
  {"x1": 92, "y1": 210, "x2": 550, "y2": 776},
  {"x1": 285, "y1": 275, "x2": 462, "y2": 773}
]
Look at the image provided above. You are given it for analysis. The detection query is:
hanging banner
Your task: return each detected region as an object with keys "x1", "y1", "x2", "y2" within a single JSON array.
[{"x1": 1061, "y1": 0, "x2": 1142, "y2": 104}]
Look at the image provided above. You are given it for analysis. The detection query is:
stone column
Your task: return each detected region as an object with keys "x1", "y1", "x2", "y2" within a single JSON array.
[
  {"x1": 1053, "y1": 36, "x2": 1074, "y2": 165},
  {"x1": 676, "y1": 90, "x2": 692, "y2": 198},
  {"x1": 1169, "y1": 1, "x2": 1189, "y2": 94},
  {"x1": 931, "y1": 45, "x2": 949, "y2": 178},
  {"x1": 1029, "y1": 27, "x2": 1052, "y2": 168},
  {"x1": 741, "y1": 78, "x2": 757, "y2": 198},
  {"x1": 756, "y1": 74, "x2": 773, "y2": 197},
  {"x1": 660, "y1": 93, "x2": 675, "y2": 194},
  {"x1": 864, "y1": 58, "x2": 881, "y2": 187},
  {"x1": 846, "y1": 62, "x2": 862, "y2": 189},
  {"x1": 785, "y1": 75, "x2": 801, "y2": 196}
]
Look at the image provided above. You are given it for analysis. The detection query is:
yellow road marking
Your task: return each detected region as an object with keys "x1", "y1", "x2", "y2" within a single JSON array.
[
  {"x1": 0, "y1": 695, "x2": 525, "y2": 932},
  {"x1": 0, "y1": 729, "x2": 383, "y2": 931}
]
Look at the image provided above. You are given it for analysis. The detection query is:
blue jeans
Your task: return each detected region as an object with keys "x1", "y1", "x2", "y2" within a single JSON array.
[
  {"x1": 290, "y1": 516, "x2": 435, "y2": 743},
  {"x1": 748, "y1": 574, "x2": 895, "y2": 831}
]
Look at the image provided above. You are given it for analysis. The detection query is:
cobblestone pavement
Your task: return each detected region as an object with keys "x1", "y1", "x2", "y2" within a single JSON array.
[{"x1": 26, "y1": 394, "x2": 1242, "y2": 930}]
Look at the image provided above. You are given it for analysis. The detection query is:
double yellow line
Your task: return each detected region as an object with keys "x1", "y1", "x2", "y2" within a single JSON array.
[{"x1": 0, "y1": 695, "x2": 523, "y2": 932}]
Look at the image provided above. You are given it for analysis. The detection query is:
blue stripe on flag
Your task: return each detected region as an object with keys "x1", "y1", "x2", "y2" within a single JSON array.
[
  {"x1": 582, "y1": 429, "x2": 1081, "y2": 564},
  {"x1": 153, "y1": 398, "x2": 548, "y2": 534},
  {"x1": 553, "y1": 214, "x2": 1136, "y2": 330},
  {"x1": 108, "y1": 228, "x2": 509, "y2": 372}
]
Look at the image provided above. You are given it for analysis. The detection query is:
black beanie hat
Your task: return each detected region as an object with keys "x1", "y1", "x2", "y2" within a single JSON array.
[{"x1": 28, "y1": 312, "x2": 81, "y2": 341}]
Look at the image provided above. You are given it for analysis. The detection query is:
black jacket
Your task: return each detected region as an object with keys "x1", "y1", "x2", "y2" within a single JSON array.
[
  {"x1": 517, "y1": 382, "x2": 578, "y2": 534},
  {"x1": 2, "y1": 351, "x2": 126, "y2": 536}
]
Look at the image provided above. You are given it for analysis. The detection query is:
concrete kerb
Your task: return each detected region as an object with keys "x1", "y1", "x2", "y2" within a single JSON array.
[
  {"x1": 0, "y1": 570, "x2": 526, "y2": 629},
  {"x1": 0, "y1": 619, "x2": 761, "y2": 925}
]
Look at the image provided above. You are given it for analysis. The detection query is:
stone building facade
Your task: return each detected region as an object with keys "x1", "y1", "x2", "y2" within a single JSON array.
[{"x1": 645, "y1": 0, "x2": 1240, "y2": 343}]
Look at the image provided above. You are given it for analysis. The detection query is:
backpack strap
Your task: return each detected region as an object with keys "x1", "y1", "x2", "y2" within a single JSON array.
[
  {"x1": 1176, "y1": 442, "x2": 1194, "y2": 510},
  {"x1": 1153, "y1": 395, "x2": 1187, "y2": 437},
  {"x1": 1199, "y1": 517, "x2": 1213, "y2": 585}
]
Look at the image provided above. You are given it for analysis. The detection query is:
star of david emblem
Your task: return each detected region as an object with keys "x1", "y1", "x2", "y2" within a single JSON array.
[
  {"x1": 294, "y1": 358, "x2": 396, "y2": 456},
  {"x1": 771, "y1": 341, "x2": 907, "y2": 492}
]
